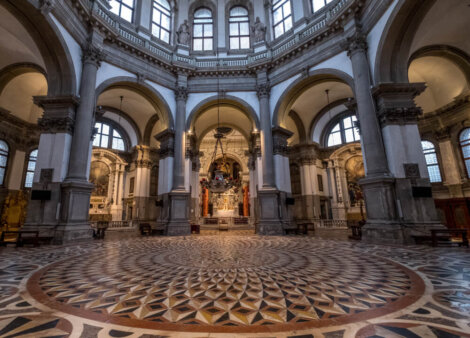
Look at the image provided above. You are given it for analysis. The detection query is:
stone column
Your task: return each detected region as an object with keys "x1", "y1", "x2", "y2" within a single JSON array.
[
  {"x1": 255, "y1": 74, "x2": 284, "y2": 235},
  {"x1": 272, "y1": 126, "x2": 294, "y2": 229},
  {"x1": 173, "y1": 84, "x2": 187, "y2": 190},
  {"x1": 134, "y1": 145, "x2": 152, "y2": 221},
  {"x1": 373, "y1": 83, "x2": 443, "y2": 239},
  {"x1": 24, "y1": 96, "x2": 78, "y2": 237},
  {"x1": 346, "y1": 31, "x2": 403, "y2": 243},
  {"x1": 55, "y1": 44, "x2": 103, "y2": 243},
  {"x1": 155, "y1": 129, "x2": 174, "y2": 229}
]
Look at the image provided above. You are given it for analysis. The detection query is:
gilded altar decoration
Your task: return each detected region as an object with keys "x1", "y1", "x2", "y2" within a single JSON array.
[
  {"x1": 345, "y1": 156, "x2": 365, "y2": 207},
  {"x1": 0, "y1": 190, "x2": 28, "y2": 229},
  {"x1": 89, "y1": 161, "x2": 110, "y2": 197}
]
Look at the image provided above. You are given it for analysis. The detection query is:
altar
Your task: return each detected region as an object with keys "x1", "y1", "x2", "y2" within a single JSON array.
[{"x1": 212, "y1": 187, "x2": 240, "y2": 217}]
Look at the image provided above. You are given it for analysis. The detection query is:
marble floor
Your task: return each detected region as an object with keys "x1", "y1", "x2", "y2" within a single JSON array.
[{"x1": 0, "y1": 231, "x2": 469, "y2": 337}]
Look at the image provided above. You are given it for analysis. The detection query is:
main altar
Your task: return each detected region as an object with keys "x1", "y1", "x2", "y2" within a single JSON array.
[{"x1": 212, "y1": 187, "x2": 240, "y2": 217}]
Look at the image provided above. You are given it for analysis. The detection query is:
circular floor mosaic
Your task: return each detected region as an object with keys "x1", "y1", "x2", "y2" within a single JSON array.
[{"x1": 27, "y1": 236, "x2": 424, "y2": 333}]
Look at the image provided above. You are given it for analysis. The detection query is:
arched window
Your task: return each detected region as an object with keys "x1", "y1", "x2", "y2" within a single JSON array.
[
  {"x1": 272, "y1": 0, "x2": 292, "y2": 39},
  {"x1": 327, "y1": 115, "x2": 360, "y2": 147},
  {"x1": 229, "y1": 6, "x2": 250, "y2": 50},
  {"x1": 24, "y1": 149, "x2": 38, "y2": 188},
  {"x1": 93, "y1": 122, "x2": 126, "y2": 151},
  {"x1": 0, "y1": 140, "x2": 9, "y2": 186},
  {"x1": 152, "y1": 0, "x2": 171, "y2": 43},
  {"x1": 421, "y1": 141, "x2": 442, "y2": 183},
  {"x1": 109, "y1": 0, "x2": 135, "y2": 22},
  {"x1": 193, "y1": 8, "x2": 213, "y2": 51},
  {"x1": 460, "y1": 128, "x2": 470, "y2": 178},
  {"x1": 312, "y1": 0, "x2": 333, "y2": 12}
]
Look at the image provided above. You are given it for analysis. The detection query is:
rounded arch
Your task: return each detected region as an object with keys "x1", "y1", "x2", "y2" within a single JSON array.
[
  {"x1": 186, "y1": 94, "x2": 260, "y2": 131},
  {"x1": 409, "y1": 45, "x2": 470, "y2": 85},
  {"x1": 374, "y1": 0, "x2": 438, "y2": 84},
  {"x1": 1, "y1": 0, "x2": 77, "y2": 96},
  {"x1": 309, "y1": 98, "x2": 351, "y2": 144},
  {"x1": 196, "y1": 123, "x2": 251, "y2": 149},
  {"x1": 0, "y1": 62, "x2": 47, "y2": 95},
  {"x1": 203, "y1": 152, "x2": 249, "y2": 174},
  {"x1": 272, "y1": 68, "x2": 355, "y2": 126},
  {"x1": 95, "y1": 76, "x2": 174, "y2": 130},
  {"x1": 99, "y1": 105, "x2": 142, "y2": 146}
]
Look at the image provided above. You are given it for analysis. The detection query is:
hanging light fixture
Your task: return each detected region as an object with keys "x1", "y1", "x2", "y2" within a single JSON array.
[{"x1": 200, "y1": 42, "x2": 235, "y2": 194}]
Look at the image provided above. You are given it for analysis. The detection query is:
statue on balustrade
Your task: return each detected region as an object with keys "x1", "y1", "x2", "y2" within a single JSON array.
[
  {"x1": 251, "y1": 17, "x2": 266, "y2": 43},
  {"x1": 177, "y1": 20, "x2": 191, "y2": 45}
]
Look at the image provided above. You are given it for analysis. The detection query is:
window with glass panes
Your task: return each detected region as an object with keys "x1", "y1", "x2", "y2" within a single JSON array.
[
  {"x1": 93, "y1": 122, "x2": 126, "y2": 151},
  {"x1": 460, "y1": 128, "x2": 470, "y2": 178},
  {"x1": 327, "y1": 115, "x2": 360, "y2": 147},
  {"x1": 272, "y1": 0, "x2": 292, "y2": 39},
  {"x1": 109, "y1": 0, "x2": 135, "y2": 22},
  {"x1": 152, "y1": 0, "x2": 171, "y2": 43},
  {"x1": 312, "y1": 0, "x2": 333, "y2": 12},
  {"x1": 0, "y1": 140, "x2": 9, "y2": 185},
  {"x1": 193, "y1": 8, "x2": 213, "y2": 51},
  {"x1": 229, "y1": 6, "x2": 250, "y2": 49},
  {"x1": 24, "y1": 149, "x2": 38, "y2": 188},
  {"x1": 421, "y1": 141, "x2": 442, "y2": 183}
]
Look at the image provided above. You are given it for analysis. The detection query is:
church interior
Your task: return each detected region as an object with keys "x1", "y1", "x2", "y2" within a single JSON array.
[{"x1": 0, "y1": 0, "x2": 469, "y2": 336}]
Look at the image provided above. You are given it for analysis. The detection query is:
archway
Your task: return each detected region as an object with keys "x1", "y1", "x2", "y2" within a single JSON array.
[{"x1": 189, "y1": 99, "x2": 258, "y2": 229}]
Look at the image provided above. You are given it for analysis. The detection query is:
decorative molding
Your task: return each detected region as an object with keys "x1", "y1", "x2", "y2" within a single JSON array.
[{"x1": 39, "y1": 0, "x2": 56, "y2": 15}]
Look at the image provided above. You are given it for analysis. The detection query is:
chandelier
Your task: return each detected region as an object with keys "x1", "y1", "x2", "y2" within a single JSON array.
[{"x1": 200, "y1": 47, "x2": 236, "y2": 194}]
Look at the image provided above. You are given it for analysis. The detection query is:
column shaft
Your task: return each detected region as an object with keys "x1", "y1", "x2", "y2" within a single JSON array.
[
  {"x1": 67, "y1": 48, "x2": 102, "y2": 180},
  {"x1": 172, "y1": 87, "x2": 187, "y2": 190},
  {"x1": 257, "y1": 84, "x2": 275, "y2": 187}
]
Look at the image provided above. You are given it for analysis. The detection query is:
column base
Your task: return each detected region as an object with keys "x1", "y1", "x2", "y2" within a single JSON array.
[
  {"x1": 362, "y1": 221, "x2": 446, "y2": 245},
  {"x1": 256, "y1": 188, "x2": 284, "y2": 235},
  {"x1": 165, "y1": 190, "x2": 191, "y2": 236}
]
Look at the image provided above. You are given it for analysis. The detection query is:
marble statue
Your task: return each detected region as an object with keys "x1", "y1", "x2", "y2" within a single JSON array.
[
  {"x1": 177, "y1": 20, "x2": 191, "y2": 45},
  {"x1": 251, "y1": 17, "x2": 266, "y2": 43}
]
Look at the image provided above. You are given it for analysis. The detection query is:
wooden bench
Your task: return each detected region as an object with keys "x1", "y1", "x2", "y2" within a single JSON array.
[
  {"x1": 431, "y1": 229, "x2": 469, "y2": 248},
  {"x1": 191, "y1": 224, "x2": 200, "y2": 234},
  {"x1": 0, "y1": 231, "x2": 40, "y2": 247},
  {"x1": 140, "y1": 223, "x2": 151, "y2": 236}
]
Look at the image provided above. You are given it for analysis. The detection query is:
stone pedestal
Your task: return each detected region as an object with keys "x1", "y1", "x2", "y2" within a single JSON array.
[
  {"x1": 55, "y1": 180, "x2": 94, "y2": 243},
  {"x1": 256, "y1": 188, "x2": 284, "y2": 235},
  {"x1": 166, "y1": 190, "x2": 191, "y2": 236}
]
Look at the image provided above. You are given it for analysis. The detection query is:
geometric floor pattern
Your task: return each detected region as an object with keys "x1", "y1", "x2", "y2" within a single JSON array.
[{"x1": 1, "y1": 231, "x2": 470, "y2": 337}]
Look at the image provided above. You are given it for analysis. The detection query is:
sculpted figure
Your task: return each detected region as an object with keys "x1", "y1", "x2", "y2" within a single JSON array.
[
  {"x1": 177, "y1": 20, "x2": 191, "y2": 45},
  {"x1": 251, "y1": 17, "x2": 266, "y2": 43}
]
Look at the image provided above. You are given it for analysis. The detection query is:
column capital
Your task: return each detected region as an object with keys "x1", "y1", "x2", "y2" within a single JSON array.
[
  {"x1": 175, "y1": 86, "x2": 189, "y2": 102},
  {"x1": 434, "y1": 127, "x2": 453, "y2": 141},
  {"x1": 256, "y1": 82, "x2": 271, "y2": 99},
  {"x1": 34, "y1": 95, "x2": 80, "y2": 134},
  {"x1": 345, "y1": 32, "x2": 368, "y2": 57},
  {"x1": 373, "y1": 83, "x2": 427, "y2": 127},
  {"x1": 272, "y1": 126, "x2": 293, "y2": 156},
  {"x1": 155, "y1": 129, "x2": 175, "y2": 159},
  {"x1": 82, "y1": 45, "x2": 105, "y2": 67}
]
